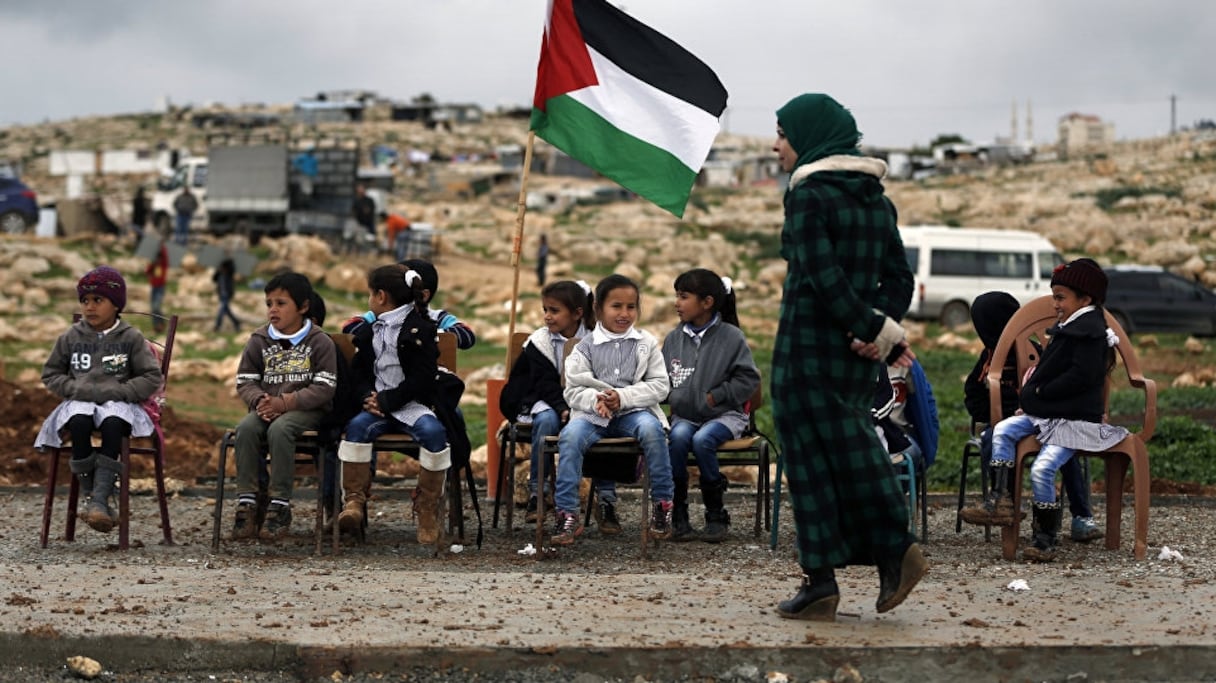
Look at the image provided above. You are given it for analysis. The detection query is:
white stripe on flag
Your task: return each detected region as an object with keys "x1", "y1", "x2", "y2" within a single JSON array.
[{"x1": 567, "y1": 46, "x2": 720, "y2": 173}]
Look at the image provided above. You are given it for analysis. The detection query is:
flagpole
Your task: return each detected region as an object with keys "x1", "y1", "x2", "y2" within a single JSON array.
[{"x1": 505, "y1": 130, "x2": 537, "y2": 374}]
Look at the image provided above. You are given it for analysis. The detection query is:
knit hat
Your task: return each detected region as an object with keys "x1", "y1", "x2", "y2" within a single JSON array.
[
  {"x1": 77, "y1": 266, "x2": 127, "y2": 312},
  {"x1": 400, "y1": 258, "x2": 439, "y2": 297},
  {"x1": 1051, "y1": 258, "x2": 1107, "y2": 305}
]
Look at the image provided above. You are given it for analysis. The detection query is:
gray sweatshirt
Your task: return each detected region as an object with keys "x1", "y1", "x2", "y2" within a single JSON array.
[
  {"x1": 41, "y1": 318, "x2": 162, "y2": 404},
  {"x1": 662, "y1": 320, "x2": 760, "y2": 424}
]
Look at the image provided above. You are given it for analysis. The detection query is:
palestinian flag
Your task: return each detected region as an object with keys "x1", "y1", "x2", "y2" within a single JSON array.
[{"x1": 530, "y1": 0, "x2": 728, "y2": 218}]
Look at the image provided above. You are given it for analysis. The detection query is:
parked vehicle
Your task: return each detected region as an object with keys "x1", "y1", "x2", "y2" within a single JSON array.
[
  {"x1": 1104, "y1": 265, "x2": 1216, "y2": 336},
  {"x1": 899, "y1": 225, "x2": 1065, "y2": 327},
  {"x1": 0, "y1": 176, "x2": 38, "y2": 234}
]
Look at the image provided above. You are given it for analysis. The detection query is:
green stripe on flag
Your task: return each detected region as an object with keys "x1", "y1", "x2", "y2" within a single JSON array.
[{"x1": 532, "y1": 95, "x2": 699, "y2": 217}]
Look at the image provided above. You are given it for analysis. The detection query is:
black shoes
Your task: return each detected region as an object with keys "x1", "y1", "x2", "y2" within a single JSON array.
[{"x1": 776, "y1": 573, "x2": 840, "y2": 621}]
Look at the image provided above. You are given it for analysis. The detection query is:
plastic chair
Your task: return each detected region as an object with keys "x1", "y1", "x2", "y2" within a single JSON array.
[
  {"x1": 987, "y1": 296, "x2": 1155, "y2": 560},
  {"x1": 40, "y1": 311, "x2": 179, "y2": 550}
]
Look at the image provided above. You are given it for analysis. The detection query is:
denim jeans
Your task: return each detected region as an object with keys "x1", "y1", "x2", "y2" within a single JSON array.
[
  {"x1": 174, "y1": 212, "x2": 191, "y2": 245},
  {"x1": 344, "y1": 410, "x2": 447, "y2": 472},
  {"x1": 554, "y1": 411, "x2": 672, "y2": 514},
  {"x1": 667, "y1": 418, "x2": 733, "y2": 485},
  {"x1": 990, "y1": 414, "x2": 1077, "y2": 505}
]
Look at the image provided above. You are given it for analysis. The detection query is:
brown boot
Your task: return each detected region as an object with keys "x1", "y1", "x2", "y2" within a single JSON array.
[
  {"x1": 337, "y1": 441, "x2": 373, "y2": 537},
  {"x1": 960, "y1": 465, "x2": 1015, "y2": 526},
  {"x1": 414, "y1": 467, "x2": 448, "y2": 545}
]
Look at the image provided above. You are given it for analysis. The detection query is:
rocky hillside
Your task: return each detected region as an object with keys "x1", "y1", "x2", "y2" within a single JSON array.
[{"x1": 3, "y1": 108, "x2": 1216, "y2": 347}]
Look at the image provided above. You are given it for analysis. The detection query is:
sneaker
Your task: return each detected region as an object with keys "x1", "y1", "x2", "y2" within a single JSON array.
[
  {"x1": 232, "y1": 500, "x2": 259, "y2": 540},
  {"x1": 524, "y1": 496, "x2": 539, "y2": 524},
  {"x1": 551, "y1": 510, "x2": 583, "y2": 546},
  {"x1": 1070, "y1": 516, "x2": 1104, "y2": 542},
  {"x1": 260, "y1": 502, "x2": 292, "y2": 541},
  {"x1": 649, "y1": 500, "x2": 674, "y2": 540},
  {"x1": 597, "y1": 501, "x2": 622, "y2": 536}
]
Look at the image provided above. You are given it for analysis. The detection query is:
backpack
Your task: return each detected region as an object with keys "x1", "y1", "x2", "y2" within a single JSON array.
[{"x1": 904, "y1": 359, "x2": 939, "y2": 468}]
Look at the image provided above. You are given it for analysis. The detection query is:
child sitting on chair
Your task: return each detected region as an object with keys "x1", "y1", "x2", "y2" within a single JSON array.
[
  {"x1": 336, "y1": 264, "x2": 452, "y2": 546},
  {"x1": 499, "y1": 280, "x2": 621, "y2": 530},
  {"x1": 961, "y1": 291, "x2": 1103, "y2": 542},
  {"x1": 232, "y1": 272, "x2": 337, "y2": 541},
  {"x1": 662, "y1": 268, "x2": 759, "y2": 543},
  {"x1": 36, "y1": 266, "x2": 163, "y2": 533},
  {"x1": 961, "y1": 259, "x2": 1127, "y2": 562},
  {"x1": 551, "y1": 274, "x2": 674, "y2": 546}
]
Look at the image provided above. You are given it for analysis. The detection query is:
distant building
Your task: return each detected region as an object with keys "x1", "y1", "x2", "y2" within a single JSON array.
[{"x1": 1057, "y1": 112, "x2": 1115, "y2": 158}]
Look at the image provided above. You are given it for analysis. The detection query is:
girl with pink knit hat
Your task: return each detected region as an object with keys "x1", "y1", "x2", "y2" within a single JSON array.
[{"x1": 35, "y1": 266, "x2": 163, "y2": 533}]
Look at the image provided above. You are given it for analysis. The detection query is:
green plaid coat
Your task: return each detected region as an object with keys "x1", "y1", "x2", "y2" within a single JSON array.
[{"x1": 771, "y1": 157, "x2": 915, "y2": 570}]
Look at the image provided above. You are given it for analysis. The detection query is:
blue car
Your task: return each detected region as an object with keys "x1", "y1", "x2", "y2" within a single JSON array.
[{"x1": 0, "y1": 176, "x2": 38, "y2": 234}]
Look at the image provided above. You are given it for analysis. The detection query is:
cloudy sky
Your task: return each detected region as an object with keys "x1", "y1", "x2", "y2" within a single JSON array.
[{"x1": 1, "y1": 0, "x2": 1212, "y2": 148}]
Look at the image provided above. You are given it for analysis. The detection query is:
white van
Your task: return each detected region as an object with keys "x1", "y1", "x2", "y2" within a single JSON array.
[{"x1": 898, "y1": 226, "x2": 1065, "y2": 327}]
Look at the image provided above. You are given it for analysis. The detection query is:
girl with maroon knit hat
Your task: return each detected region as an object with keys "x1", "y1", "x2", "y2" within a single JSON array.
[
  {"x1": 961, "y1": 258, "x2": 1128, "y2": 562},
  {"x1": 34, "y1": 266, "x2": 163, "y2": 533}
]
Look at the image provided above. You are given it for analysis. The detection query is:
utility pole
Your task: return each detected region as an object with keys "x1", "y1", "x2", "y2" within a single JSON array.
[{"x1": 1170, "y1": 94, "x2": 1177, "y2": 136}]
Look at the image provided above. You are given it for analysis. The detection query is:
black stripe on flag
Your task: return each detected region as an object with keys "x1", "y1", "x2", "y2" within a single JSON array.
[{"x1": 573, "y1": 0, "x2": 728, "y2": 117}]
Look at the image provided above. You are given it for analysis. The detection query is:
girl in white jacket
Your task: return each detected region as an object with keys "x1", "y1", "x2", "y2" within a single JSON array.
[{"x1": 550, "y1": 274, "x2": 673, "y2": 546}]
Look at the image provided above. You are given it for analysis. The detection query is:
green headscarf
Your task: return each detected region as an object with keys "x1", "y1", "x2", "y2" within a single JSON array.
[{"x1": 776, "y1": 93, "x2": 861, "y2": 168}]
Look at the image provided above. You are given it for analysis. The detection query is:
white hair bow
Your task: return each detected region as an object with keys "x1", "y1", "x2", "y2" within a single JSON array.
[
  {"x1": 404, "y1": 269, "x2": 421, "y2": 287},
  {"x1": 720, "y1": 276, "x2": 733, "y2": 294},
  {"x1": 1105, "y1": 327, "x2": 1119, "y2": 348},
  {"x1": 576, "y1": 279, "x2": 592, "y2": 296}
]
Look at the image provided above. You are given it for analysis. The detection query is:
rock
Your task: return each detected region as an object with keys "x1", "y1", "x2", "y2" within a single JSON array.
[
  {"x1": 66, "y1": 655, "x2": 102, "y2": 679},
  {"x1": 1185, "y1": 337, "x2": 1207, "y2": 354}
]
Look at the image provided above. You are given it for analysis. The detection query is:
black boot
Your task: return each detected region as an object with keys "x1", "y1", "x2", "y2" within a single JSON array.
[
  {"x1": 82, "y1": 455, "x2": 121, "y2": 533},
  {"x1": 700, "y1": 478, "x2": 730, "y2": 543},
  {"x1": 877, "y1": 542, "x2": 929, "y2": 613},
  {"x1": 671, "y1": 479, "x2": 696, "y2": 542},
  {"x1": 776, "y1": 568, "x2": 839, "y2": 621},
  {"x1": 1023, "y1": 503, "x2": 1062, "y2": 562}
]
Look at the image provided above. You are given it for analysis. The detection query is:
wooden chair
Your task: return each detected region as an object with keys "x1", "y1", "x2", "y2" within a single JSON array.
[
  {"x1": 685, "y1": 383, "x2": 772, "y2": 538},
  {"x1": 210, "y1": 430, "x2": 331, "y2": 553},
  {"x1": 365, "y1": 332, "x2": 479, "y2": 549},
  {"x1": 40, "y1": 311, "x2": 179, "y2": 550},
  {"x1": 987, "y1": 295, "x2": 1155, "y2": 560},
  {"x1": 211, "y1": 331, "x2": 359, "y2": 554}
]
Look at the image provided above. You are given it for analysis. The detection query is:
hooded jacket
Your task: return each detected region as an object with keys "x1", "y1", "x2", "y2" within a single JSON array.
[
  {"x1": 963, "y1": 292, "x2": 1023, "y2": 423},
  {"x1": 42, "y1": 318, "x2": 162, "y2": 404}
]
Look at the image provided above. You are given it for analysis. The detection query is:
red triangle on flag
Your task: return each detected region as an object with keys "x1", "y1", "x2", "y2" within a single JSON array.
[{"x1": 533, "y1": 0, "x2": 598, "y2": 110}]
